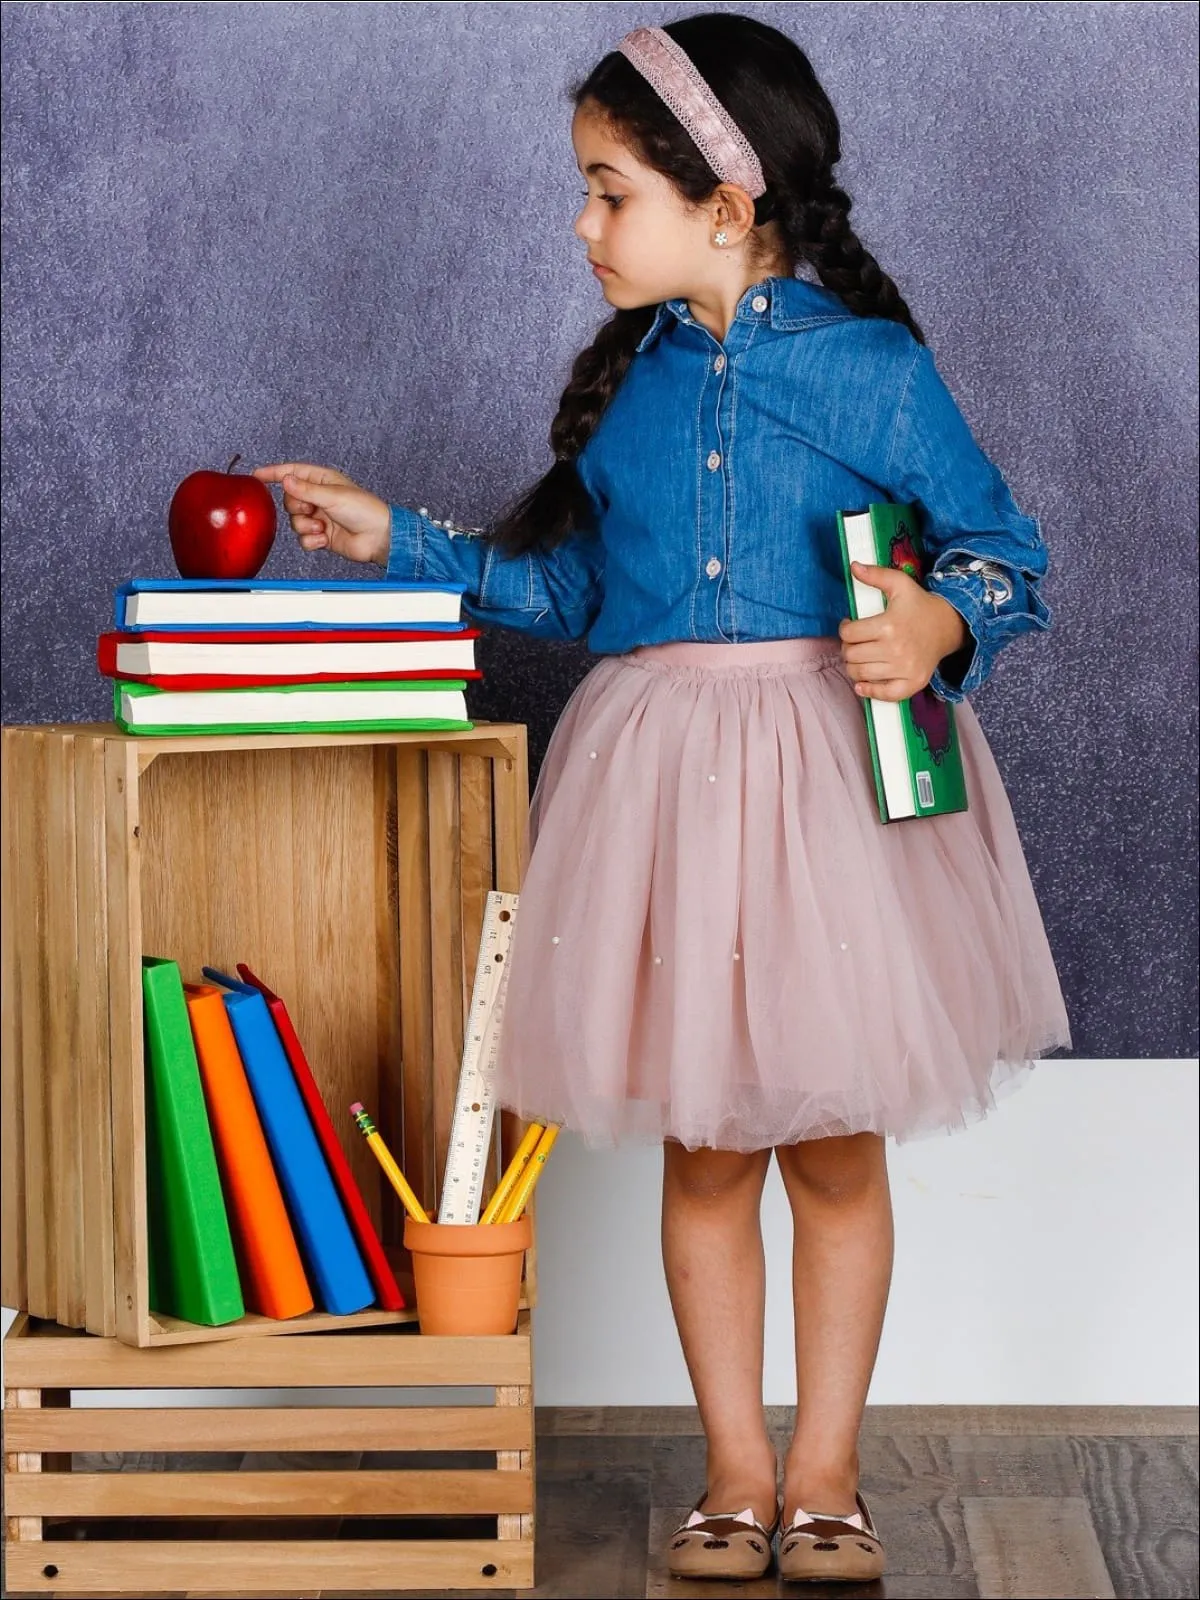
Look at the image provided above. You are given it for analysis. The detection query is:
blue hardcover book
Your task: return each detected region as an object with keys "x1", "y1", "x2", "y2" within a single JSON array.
[
  {"x1": 115, "y1": 578, "x2": 467, "y2": 633},
  {"x1": 202, "y1": 968, "x2": 375, "y2": 1315}
]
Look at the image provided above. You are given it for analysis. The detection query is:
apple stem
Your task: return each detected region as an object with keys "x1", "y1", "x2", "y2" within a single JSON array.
[{"x1": 226, "y1": 454, "x2": 242, "y2": 474}]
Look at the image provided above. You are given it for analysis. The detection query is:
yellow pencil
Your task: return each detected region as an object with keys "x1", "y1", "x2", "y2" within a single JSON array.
[
  {"x1": 350, "y1": 1102, "x2": 428, "y2": 1224},
  {"x1": 480, "y1": 1122, "x2": 544, "y2": 1224},
  {"x1": 496, "y1": 1125, "x2": 560, "y2": 1223}
]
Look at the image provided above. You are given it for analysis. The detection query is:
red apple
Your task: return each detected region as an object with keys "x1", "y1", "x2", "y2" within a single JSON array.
[{"x1": 168, "y1": 454, "x2": 277, "y2": 578}]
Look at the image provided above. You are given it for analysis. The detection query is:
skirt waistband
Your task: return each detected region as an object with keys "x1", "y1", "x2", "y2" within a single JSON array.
[{"x1": 622, "y1": 636, "x2": 844, "y2": 675}]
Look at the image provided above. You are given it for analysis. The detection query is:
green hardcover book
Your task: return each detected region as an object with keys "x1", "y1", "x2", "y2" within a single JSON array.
[
  {"x1": 143, "y1": 956, "x2": 245, "y2": 1325},
  {"x1": 113, "y1": 677, "x2": 474, "y2": 736},
  {"x1": 835, "y1": 501, "x2": 969, "y2": 824}
]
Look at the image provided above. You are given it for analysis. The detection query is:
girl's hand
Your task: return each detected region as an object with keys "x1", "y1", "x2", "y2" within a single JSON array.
[
  {"x1": 838, "y1": 562, "x2": 970, "y2": 700},
  {"x1": 252, "y1": 461, "x2": 391, "y2": 566}
]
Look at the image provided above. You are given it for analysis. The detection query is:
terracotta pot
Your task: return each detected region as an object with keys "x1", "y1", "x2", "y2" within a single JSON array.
[{"x1": 403, "y1": 1214, "x2": 532, "y2": 1335}]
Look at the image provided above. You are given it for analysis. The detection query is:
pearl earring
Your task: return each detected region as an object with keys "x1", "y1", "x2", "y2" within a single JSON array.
[{"x1": 714, "y1": 230, "x2": 728, "y2": 246}]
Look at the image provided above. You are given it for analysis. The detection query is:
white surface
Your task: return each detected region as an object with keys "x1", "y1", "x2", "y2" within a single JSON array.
[{"x1": 4, "y1": 1060, "x2": 1197, "y2": 1407}]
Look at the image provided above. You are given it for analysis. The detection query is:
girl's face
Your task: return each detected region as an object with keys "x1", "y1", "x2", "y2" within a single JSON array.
[{"x1": 571, "y1": 102, "x2": 717, "y2": 311}]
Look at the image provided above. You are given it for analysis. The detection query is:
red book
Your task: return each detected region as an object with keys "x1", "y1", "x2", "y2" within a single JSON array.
[
  {"x1": 97, "y1": 627, "x2": 482, "y2": 688},
  {"x1": 236, "y1": 963, "x2": 406, "y2": 1311}
]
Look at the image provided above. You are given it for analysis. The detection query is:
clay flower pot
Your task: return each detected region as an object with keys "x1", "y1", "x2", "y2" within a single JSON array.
[{"x1": 403, "y1": 1214, "x2": 532, "y2": 1335}]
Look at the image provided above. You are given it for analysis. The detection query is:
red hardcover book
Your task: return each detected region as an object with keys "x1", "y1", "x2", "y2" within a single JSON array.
[
  {"x1": 97, "y1": 627, "x2": 483, "y2": 688},
  {"x1": 236, "y1": 962, "x2": 407, "y2": 1311}
]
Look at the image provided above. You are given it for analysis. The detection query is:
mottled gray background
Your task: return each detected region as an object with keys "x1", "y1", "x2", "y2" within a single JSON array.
[{"x1": 2, "y1": 2, "x2": 1197, "y2": 1057}]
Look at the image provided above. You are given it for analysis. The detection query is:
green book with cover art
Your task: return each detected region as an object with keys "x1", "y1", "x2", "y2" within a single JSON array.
[{"x1": 835, "y1": 501, "x2": 969, "y2": 824}]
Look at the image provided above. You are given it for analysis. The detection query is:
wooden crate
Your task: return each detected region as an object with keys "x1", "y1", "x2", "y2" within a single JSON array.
[
  {"x1": 0, "y1": 723, "x2": 535, "y2": 1347},
  {"x1": 2, "y1": 1309, "x2": 535, "y2": 1594}
]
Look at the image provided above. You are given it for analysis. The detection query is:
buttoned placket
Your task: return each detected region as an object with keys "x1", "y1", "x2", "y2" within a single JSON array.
[{"x1": 675, "y1": 290, "x2": 771, "y2": 640}]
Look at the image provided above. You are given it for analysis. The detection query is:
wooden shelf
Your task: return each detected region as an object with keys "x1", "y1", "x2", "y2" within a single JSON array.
[{"x1": 1, "y1": 722, "x2": 535, "y2": 1347}]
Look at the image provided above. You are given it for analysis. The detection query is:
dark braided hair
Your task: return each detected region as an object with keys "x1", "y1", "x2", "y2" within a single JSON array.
[{"x1": 489, "y1": 12, "x2": 925, "y2": 558}]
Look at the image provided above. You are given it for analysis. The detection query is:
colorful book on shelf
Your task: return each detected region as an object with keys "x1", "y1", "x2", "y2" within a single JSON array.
[
  {"x1": 835, "y1": 501, "x2": 969, "y2": 824},
  {"x1": 97, "y1": 626, "x2": 483, "y2": 688},
  {"x1": 183, "y1": 983, "x2": 315, "y2": 1320},
  {"x1": 236, "y1": 963, "x2": 406, "y2": 1312},
  {"x1": 142, "y1": 957, "x2": 245, "y2": 1326},
  {"x1": 114, "y1": 577, "x2": 467, "y2": 632},
  {"x1": 112, "y1": 678, "x2": 473, "y2": 736},
  {"x1": 202, "y1": 968, "x2": 376, "y2": 1316}
]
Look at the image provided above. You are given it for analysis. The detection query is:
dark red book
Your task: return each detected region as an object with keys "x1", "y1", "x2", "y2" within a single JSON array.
[
  {"x1": 97, "y1": 627, "x2": 482, "y2": 688},
  {"x1": 236, "y1": 962, "x2": 406, "y2": 1312}
]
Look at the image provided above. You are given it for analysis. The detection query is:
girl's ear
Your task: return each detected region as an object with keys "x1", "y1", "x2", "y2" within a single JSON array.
[{"x1": 712, "y1": 183, "x2": 758, "y2": 244}]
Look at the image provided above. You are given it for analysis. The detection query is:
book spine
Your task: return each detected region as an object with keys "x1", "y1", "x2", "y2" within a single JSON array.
[
  {"x1": 142, "y1": 959, "x2": 245, "y2": 1326},
  {"x1": 236, "y1": 965, "x2": 405, "y2": 1312},
  {"x1": 185, "y1": 987, "x2": 314, "y2": 1320},
  {"x1": 218, "y1": 989, "x2": 375, "y2": 1315}
]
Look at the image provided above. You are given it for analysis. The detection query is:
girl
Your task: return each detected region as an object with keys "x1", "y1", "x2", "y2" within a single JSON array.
[{"x1": 255, "y1": 14, "x2": 1072, "y2": 1584}]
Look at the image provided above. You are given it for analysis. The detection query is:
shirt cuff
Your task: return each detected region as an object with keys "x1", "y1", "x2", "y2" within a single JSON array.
[
  {"x1": 926, "y1": 583, "x2": 987, "y2": 703},
  {"x1": 385, "y1": 504, "x2": 427, "y2": 583}
]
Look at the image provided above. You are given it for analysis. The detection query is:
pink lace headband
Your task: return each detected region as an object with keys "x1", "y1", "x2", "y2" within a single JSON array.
[{"x1": 617, "y1": 25, "x2": 767, "y2": 199}]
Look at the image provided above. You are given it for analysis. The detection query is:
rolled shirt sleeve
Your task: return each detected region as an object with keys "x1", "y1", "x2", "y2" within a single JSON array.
[
  {"x1": 385, "y1": 459, "x2": 607, "y2": 642},
  {"x1": 884, "y1": 344, "x2": 1054, "y2": 702}
]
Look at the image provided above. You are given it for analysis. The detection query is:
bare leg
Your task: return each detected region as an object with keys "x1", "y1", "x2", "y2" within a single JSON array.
[
  {"x1": 773, "y1": 1132, "x2": 893, "y2": 1521},
  {"x1": 661, "y1": 1139, "x2": 779, "y2": 1527}
]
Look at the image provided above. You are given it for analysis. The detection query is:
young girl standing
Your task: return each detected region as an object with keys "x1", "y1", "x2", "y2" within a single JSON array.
[{"x1": 256, "y1": 13, "x2": 1072, "y2": 1584}]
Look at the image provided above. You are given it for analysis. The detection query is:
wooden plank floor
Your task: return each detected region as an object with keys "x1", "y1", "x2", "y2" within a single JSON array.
[{"x1": 3, "y1": 1405, "x2": 1195, "y2": 1598}]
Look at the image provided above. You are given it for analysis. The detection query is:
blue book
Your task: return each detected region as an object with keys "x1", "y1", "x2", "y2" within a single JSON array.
[
  {"x1": 115, "y1": 578, "x2": 467, "y2": 633},
  {"x1": 202, "y1": 968, "x2": 375, "y2": 1315}
]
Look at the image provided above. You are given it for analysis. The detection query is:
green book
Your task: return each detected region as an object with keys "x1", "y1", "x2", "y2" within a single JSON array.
[
  {"x1": 113, "y1": 677, "x2": 474, "y2": 736},
  {"x1": 835, "y1": 501, "x2": 969, "y2": 824},
  {"x1": 143, "y1": 956, "x2": 245, "y2": 1325}
]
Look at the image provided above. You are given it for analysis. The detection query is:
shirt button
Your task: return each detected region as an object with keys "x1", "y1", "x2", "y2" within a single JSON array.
[
  {"x1": 705, "y1": 557, "x2": 722, "y2": 578},
  {"x1": 751, "y1": 294, "x2": 768, "y2": 312},
  {"x1": 713, "y1": 354, "x2": 726, "y2": 372},
  {"x1": 706, "y1": 450, "x2": 722, "y2": 470}
]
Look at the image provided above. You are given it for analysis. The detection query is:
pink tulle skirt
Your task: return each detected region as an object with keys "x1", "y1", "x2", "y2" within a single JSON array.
[{"x1": 491, "y1": 636, "x2": 1073, "y2": 1152}]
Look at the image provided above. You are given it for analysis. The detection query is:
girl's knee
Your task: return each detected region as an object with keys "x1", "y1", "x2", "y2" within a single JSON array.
[
  {"x1": 774, "y1": 1131, "x2": 888, "y2": 1204},
  {"x1": 663, "y1": 1139, "x2": 771, "y2": 1202}
]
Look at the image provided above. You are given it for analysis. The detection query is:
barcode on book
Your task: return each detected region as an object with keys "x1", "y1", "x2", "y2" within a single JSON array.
[{"x1": 916, "y1": 771, "x2": 935, "y2": 808}]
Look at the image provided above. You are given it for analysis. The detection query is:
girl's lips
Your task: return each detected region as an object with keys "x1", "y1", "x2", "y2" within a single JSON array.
[{"x1": 592, "y1": 264, "x2": 614, "y2": 277}]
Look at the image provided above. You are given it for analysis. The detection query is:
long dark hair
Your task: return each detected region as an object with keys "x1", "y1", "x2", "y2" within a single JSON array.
[{"x1": 489, "y1": 11, "x2": 925, "y2": 557}]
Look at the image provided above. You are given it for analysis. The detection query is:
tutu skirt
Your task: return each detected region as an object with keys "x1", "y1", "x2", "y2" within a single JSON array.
[{"x1": 491, "y1": 636, "x2": 1072, "y2": 1152}]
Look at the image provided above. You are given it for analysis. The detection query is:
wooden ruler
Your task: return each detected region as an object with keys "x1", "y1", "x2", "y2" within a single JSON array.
[{"x1": 437, "y1": 890, "x2": 519, "y2": 1223}]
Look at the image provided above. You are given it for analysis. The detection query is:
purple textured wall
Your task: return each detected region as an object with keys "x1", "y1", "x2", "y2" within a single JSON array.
[{"x1": 2, "y1": 2, "x2": 1197, "y2": 1056}]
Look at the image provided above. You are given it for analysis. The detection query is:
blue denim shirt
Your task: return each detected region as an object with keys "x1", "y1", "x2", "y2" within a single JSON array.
[{"x1": 386, "y1": 273, "x2": 1052, "y2": 701}]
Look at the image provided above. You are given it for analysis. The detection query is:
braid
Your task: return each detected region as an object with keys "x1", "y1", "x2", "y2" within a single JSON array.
[
  {"x1": 774, "y1": 179, "x2": 926, "y2": 345},
  {"x1": 488, "y1": 304, "x2": 656, "y2": 555}
]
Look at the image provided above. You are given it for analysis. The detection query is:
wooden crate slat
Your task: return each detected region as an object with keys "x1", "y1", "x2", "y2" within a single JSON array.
[
  {"x1": 5, "y1": 1318, "x2": 532, "y2": 1388},
  {"x1": 16, "y1": 733, "x2": 55, "y2": 1319},
  {"x1": 4, "y1": 1538, "x2": 533, "y2": 1593},
  {"x1": 373, "y1": 744, "x2": 405, "y2": 1245},
  {"x1": 103, "y1": 738, "x2": 149, "y2": 1346},
  {"x1": 427, "y1": 749, "x2": 464, "y2": 1199},
  {"x1": 5, "y1": 1467, "x2": 533, "y2": 1517},
  {"x1": 396, "y1": 746, "x2": 436, "y2": 1216},
  {"x1": 0, "y1": 731, "x2": 28, "y2": 1310},
  {"x1": 45, "y1": 733, "x2": 87, "y2": 1328},
  {"x1": 3, "y1": 1404, "x2": 531, "y2": 1454},
  {"x1": 496, "y1": 1383, "x2": 535, "y2": 1544},
  {"x1": 74, "y1": 733, "x2": 117, "y2": 1337}
]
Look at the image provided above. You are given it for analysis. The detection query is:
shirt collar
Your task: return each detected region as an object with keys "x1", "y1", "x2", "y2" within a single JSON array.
[{"x1": 635, "y1": 274, "x2": 851, "y2": 354}]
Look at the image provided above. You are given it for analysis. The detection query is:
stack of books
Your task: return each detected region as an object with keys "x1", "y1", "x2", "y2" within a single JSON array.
[
  {"x1": 143, "y1": 954, "x2": 408, "y2": 1326},
  {"x1": 99, "y1": 578, "x2": 481, "y2": 735}
]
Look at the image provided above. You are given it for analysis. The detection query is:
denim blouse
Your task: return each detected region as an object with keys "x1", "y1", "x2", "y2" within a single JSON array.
[{"x1": 385, "y1": 273, "x2": 1053, "y2": 702}]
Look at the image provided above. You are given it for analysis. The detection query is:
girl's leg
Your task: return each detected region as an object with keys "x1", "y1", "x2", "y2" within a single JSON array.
[
  {"x1": 773, "y1": 1132, "x2": 893, "y2": 1520},
  {"x1": 660, "y1": 1139, "x2": 779, "y2": 1527}
]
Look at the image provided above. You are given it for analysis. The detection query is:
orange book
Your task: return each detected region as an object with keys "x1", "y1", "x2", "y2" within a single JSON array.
[{"x1": 183, "y1": 983, "x2": 314, "y2": 1319}]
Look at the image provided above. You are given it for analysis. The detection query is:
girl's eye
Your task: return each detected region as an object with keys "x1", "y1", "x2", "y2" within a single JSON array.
[{"x1": 578, "y1": 190, "x2": 624, "y2": 208}]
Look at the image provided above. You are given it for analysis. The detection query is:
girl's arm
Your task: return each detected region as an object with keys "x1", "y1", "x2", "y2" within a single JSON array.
[
  {"x1": 386, "y1": 455, "x2": 606, "y2": 642},
  {"x1": 883, "y1": 343, "x2": 1053, "y2": 703}
]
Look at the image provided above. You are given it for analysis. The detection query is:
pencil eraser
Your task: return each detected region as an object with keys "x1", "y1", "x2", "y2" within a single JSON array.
[{"x1": 350, "y1": 1101, "x2": 364, "y2": 1116}]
